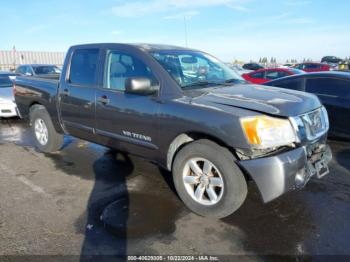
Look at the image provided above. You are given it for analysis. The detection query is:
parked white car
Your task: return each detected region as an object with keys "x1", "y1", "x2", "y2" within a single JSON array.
[{"x1": 0, "y1": 74, "x2": 18, "y2": 118}]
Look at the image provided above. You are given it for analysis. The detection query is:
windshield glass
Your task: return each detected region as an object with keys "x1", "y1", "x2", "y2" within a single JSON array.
[
  {"x1": 150, "y1": 50, "x2": 245, "y2": 89},
  {"x1": 0, "y1": 77, "x2": 12, "y2": 88},
  {"x1": 33, "y1": 66, "x2": 61, "y2": 75}
]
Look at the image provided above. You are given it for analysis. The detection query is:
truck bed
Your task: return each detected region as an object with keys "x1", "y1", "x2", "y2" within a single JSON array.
[{"x1": 14, "y1": 76, "x2": 60, "y2": 126}]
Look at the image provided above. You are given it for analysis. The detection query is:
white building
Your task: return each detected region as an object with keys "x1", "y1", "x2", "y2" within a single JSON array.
[{"x1": 0, "y1": 49, "x2": 65, "y2": 71}]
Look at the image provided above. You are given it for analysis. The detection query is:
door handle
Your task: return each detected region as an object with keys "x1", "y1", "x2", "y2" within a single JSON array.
[
  {"x1": 98, "y1": 95, "x2": 110, "y2": 105},
  {"x1": 62, "y1": 88, "x2": 70, "y2": 96}
]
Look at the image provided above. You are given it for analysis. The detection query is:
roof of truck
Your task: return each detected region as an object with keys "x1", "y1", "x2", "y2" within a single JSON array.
[
  {"x1": 70, "y1": 43, "x2": 196, "y2": 52},
  {"x1": 17, "y1": 64, "x2": 59, "y2": 67}
]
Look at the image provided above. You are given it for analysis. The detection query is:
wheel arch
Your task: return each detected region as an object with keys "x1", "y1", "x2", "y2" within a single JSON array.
[
  {"x1": 166, "y1": 132, "x2": 238, "y2": 171},
  {"x1": 29, "y1": 102, "x2": 45, "y2": 120}
]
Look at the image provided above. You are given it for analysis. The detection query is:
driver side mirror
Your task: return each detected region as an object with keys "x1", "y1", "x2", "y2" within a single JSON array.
[{"x1": 125, "y1": 77, "x2": 157, "y2": 95}]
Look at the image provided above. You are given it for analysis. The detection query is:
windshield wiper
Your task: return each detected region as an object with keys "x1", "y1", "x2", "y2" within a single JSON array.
[
  {"x1": 224, "y1": 78, "x2": 245, "y2": 84},
  {"x1": 182, "y1": 81, "x2": 229, "y2": 89}
]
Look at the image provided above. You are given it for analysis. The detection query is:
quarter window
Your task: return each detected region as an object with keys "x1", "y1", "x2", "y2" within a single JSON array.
[{"x1": 69, "y1": 49, "x2": 99, "y2": 85}]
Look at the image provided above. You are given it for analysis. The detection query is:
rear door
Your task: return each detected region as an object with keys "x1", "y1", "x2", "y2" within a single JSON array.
[
  {"x1": 94, "y1": 48, "x2": 160, "y2": 156},
  {"x1": 58, "y1": 48, "x2": 100, "y2": 139},
  {"x1": 305, "y1": 77, "x2": 350, "y2": 137}
]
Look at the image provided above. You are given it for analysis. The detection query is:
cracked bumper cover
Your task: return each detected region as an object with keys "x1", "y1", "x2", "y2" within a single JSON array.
[{"x1": 239, "y1": 145, "x2": 332, "y2": 203}]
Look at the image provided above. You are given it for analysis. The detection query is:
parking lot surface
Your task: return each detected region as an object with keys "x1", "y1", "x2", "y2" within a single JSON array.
[{"x1": 0, "y1": 118, "x2": 350, "y2": 260}]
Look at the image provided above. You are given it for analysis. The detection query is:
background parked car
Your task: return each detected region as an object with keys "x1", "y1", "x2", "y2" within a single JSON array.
[
  {"x1": 338, "y1": 61, "x2": 349, "y2": 71},
  {"x1": 321, "y1": 56, "x2": 343, "y2": 64},
  {"x1": 15, "y1": 64, "x2": 61, "y2": 79},
  {"x1": 279, "y1": 63, "x2": 296, "y2": 68},
  {"x1": 0, "y1": 71, "x2": 18, "y2": 81},
  {"x1": 264, "y1": 71, "x2": 350, "y2": 139},
  {"x1": 242, "y1": 63, "x2": 264, "y2": 71},
  {"x1": 242, "y1": 68, "x2": 304, "y2": 84},
  {"x1": 0, "y1": 75, "x2": 18, "y2": 118},
  {"x1": 294, "y1": 62, "x2": 330, "y2": 72},
  {"x1": 227, "y1": 63, "x2": 252, "y2": 75},
  {"x1": 321, "y1": 56, "x2": 343, "y2": 70}
]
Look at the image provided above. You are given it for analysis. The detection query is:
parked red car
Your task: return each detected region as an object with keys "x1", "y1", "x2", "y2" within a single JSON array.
[
  {"x1": 242, "y1": 68, "x2": 305, "y2": 84},
  {"x1": 294, "y1": 62, "x2": 330, "y2": 72}
]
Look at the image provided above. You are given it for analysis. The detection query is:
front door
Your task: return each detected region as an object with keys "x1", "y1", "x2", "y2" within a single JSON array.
[{"x1": 95, "y1": 49, "x2": 161, "y2": 157}]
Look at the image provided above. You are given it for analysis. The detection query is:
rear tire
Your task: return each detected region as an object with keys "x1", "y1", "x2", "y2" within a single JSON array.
[
  {"x1": 30, "y1": 105, "x2": 63, "y2": 153},
  {"x1": 172, "y1": 139, "x2": 247, "y2": 218}
]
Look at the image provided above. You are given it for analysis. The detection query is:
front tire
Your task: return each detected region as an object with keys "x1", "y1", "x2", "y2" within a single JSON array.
[
  {"x1": 30, "y1": 105, "x2": 63, "y2": 153},
  {"x1": 172, "y1": 139, "x2": 247, "y2": 218}
]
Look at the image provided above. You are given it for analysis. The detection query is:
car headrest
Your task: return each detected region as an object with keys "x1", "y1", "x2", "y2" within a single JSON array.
[{"x1": 110, "y1": 62, "x2": 127, "y2": 75}]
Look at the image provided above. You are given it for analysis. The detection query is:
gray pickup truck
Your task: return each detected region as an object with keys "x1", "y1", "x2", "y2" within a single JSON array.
[{"x1": 14, "y1": 43, "x2": 332, "y2": 218}]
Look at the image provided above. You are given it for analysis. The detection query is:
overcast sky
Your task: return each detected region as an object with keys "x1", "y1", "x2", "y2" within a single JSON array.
[{"x1": 1, "y1": 0, "x2": 349, "y2": 62}]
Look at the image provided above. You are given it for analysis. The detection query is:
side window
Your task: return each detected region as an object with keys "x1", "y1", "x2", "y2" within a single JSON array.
[
  {"x1": 306, "y1": 78, "x2": 349, "y2": 97},
  {"x1": 278, "y1": 71, "x2": 289, "y2": 78},
  {"x1": 305, "y1": 64, "x2": 318, "y2": 69},
  {"x1": 265, "y1": 70, "x2": 280, "y2": 80},
  {"x1": 69, "y1": 49, "x2": 99, "y2": 85},
  {"x1": 25, "y1": 66, "x2": 33, "y2": 75},
  {"x1": 105, "y1": 51, "x2": 159, "y2": 92},
  {"x1": 16, "y1": 66, "x2": 24, "y2": 74},
  {"x1": 251, "y1": 71, "x2": 264, "y2": 78},
  {"x1": 273, "y1": 78, "x2": 303, "y2": 90},
  {"x1": 252, "y1": 64, "x2": 261, "y2": 70}
]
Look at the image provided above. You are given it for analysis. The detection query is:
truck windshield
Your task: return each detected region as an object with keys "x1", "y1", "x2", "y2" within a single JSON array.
[
  {"x1": 150, "y1": 50, "x2": 245, "y2": 89},
  {"x1": 0, "y1": 77, "x2": 12, "y2": 88},
  {"x1": 33, "y1": 66, "x2": 61, "y2": 75}
]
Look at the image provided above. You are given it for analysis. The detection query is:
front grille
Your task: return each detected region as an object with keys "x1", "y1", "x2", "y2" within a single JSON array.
[
  {"x1": 300, "y1": 107, "x2": 329, "y2": 141},
  {"x1": 290, "y1": 107, "x2": 329, "y2": 143},
  {"x1": 1, "y1": 109, "x2": 12, "y2": 113}
]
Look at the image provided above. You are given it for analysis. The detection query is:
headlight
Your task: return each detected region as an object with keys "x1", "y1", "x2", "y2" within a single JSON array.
[{"x1": 240, "y1": 115, "x2": 297, "y2": 149}]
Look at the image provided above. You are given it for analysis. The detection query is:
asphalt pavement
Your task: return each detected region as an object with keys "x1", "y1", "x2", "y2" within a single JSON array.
[{"x1": 0, "y1": 118, "x2": 350, "y2": 261}]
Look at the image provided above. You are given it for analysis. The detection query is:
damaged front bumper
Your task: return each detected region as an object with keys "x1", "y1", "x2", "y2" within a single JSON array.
[{"x1": 239, "y1": 143, "x2": 332, "y2": 203}]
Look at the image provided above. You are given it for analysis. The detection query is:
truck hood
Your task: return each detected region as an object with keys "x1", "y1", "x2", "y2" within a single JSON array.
[{"x1": 185, "y1": 84, "x2": 321, "y2": 117}]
